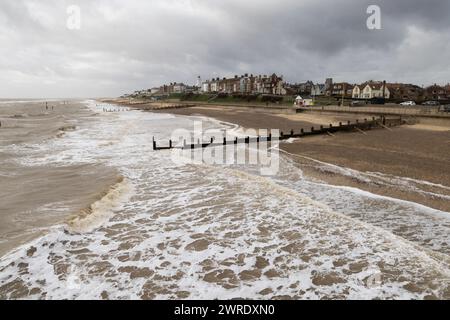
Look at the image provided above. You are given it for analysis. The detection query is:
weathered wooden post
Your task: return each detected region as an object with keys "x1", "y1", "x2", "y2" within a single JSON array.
[
  {"x1": 311, "y1": 127, "x2": 314, "y2": 132},
  {"x1": 347, "y1": 120, "x2": 351, "y2": 125},
  {"x1": 329, "y1": 124, "x2": 333, "y2": 128},
  {"x1": 339, "y1": 122, "x2": 342, "y2": 126},
  {"x1": 246, "y1": 136, "x2": 249, "y2": 144},
  {"x1": 234, "y1": 137, "x2": 238, "y2": 144},
  {"x1": 169, "y1": 140, "x2": 172, "y2": 148},
  {"x1": 290, "y1": 129, "x2": 294, "y2": 136},
  {"x1": 210, "y1": 137, "x2": 214, "y2": 144},
  {"x1": 301, "y1": 128, "x2": 304, "y2": 134},
  {"x1": 356, "y1": 119, "x2": 359, "y2": 124},
  {"x1": 153, "y1": 140, "x2": 157, "y2": 150},
  {"x1": 280, "y1": 131, "x2": 284, "y2": 138},
  {"x1": 257, "y1": 136, "x2": 260, "y2": 143},
  {"x1": 183, "y1": 139, "x2": 186, "y2": 148},
  {"x1": 223, "y1": 137, "x2": 226, "y2": 145},
  {"x1": 268, "y1": 133, "x2": 272, "y2": 141}
]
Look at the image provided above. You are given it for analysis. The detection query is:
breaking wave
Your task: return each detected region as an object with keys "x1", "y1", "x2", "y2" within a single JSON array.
[{"x1": 66, "y1": 176, "x2": 132, "y2": 234}]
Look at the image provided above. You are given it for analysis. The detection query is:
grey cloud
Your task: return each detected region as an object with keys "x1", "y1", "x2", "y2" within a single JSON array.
[{"x1": 0, "y1": 0, "x2": 449, "y2": 98}]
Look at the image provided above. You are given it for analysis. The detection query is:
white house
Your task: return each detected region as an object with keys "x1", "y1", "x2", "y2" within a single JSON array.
[
  {"x1": 210, "y1": 79, "x2": 219, "y2": 92},
  {"x1": 352, "y1": 82, "x2": 390, "y2": 99},
  {"x1": 201, "y1": 81, "x2": 210, "y2": 93},
  {"x1": 311, "y1": 84, "x2": 325, "y2": 96},
  {"x1": 173, "y1": 83, "x2": 187, "y2": 94}
]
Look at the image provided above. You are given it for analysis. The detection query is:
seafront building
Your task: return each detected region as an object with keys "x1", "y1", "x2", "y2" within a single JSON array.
[
  {"x1": 200, "y1": 73, "x2": 285, "y2": 95},
  {"x1": 352, "y1": 81, "x2": 391, "y2": 99},
  {"x1": 125, "y1": 75, "x2": 450, "y2": 104}
]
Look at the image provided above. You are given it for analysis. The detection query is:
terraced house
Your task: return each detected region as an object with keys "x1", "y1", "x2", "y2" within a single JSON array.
[
  {"x1": 386, "y1": 83, "x2": 423, "y2": 101},
  {"x1": 352, "y1": 81, "x2": 390, "y2": 99},
  {"x1": 423, "y1": 84, "x2": 448, "y2": 101},
  {"x1": 201, "y1": 73, "x2": 284, "y2": 95}
]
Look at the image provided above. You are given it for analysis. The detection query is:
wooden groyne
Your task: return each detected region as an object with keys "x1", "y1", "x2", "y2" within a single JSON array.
[{"x1": 152, "y1": 116, "x2": 405, "y2": 151}]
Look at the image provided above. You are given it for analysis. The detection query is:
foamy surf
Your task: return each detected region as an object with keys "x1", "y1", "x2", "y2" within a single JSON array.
[
  {"x1": 66, "y1": 177, "x2": 133, "y2": 234},
  {"x1": 1, "y1": 100, "x2": 449, "y2": 300}
]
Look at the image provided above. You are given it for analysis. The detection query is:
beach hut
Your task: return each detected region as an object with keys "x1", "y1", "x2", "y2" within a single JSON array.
[
  {"x1": 295, "y1": 95, "x2": 313, "y2": 106},
  {"x1": 294, "y1": 96, "x2": 304, "y2": 106}
]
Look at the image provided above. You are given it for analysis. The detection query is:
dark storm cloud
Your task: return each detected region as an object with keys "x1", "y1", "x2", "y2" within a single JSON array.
[{"x1": 0, "y1": 0, "x2": 449, "y2": 98}]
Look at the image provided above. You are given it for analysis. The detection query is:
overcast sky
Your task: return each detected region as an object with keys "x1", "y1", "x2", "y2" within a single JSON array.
[{"x1": 0, "y1": 0, "x2": 449, "y2": 98}]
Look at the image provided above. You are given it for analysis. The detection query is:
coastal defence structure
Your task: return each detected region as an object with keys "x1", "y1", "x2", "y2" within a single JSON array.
[{"x1": 152, "y1": 116, "x2": 405, "y2": 151}]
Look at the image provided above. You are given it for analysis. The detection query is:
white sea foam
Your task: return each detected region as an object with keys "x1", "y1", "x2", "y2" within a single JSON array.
[
  {"x1": 66, "y1": 177, "x2": 133, "y2": 234},
  {"x1": 1, "y1": 100, "x2": 449, "y2": 300}
]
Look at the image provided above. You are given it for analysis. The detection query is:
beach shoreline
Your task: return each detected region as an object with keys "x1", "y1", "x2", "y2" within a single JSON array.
[
  {"x1": 1, "y1": 99, "x2": 449, "y2": 300},
  {"x1": 121, "y1": 102, "x2": 450, "y2": 212}
]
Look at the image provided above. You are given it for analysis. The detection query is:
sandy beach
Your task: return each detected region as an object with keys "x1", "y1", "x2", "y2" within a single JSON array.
[{"x1": 152, "y1": 105, "x2": 450, "y2": 212}]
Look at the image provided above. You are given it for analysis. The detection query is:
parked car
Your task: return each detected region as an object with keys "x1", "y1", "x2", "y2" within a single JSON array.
[
  {"x1": 422, "y1": 100, "x2": 440, "y2": 106},
  {"x1": 400, "y1": 101, "x2": 416, "y2": 106},
  {"x1": 350, "y1": 100, "x2": 365, "y2": 106}
]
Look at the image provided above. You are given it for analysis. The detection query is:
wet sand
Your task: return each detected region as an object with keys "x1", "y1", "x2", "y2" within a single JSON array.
[
  {"x1": 157, "y1": 105, "x2": 364, "y2": 131},
  {"x1": 153, "y1": 105, "x2": 450, "y2": 211}
]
